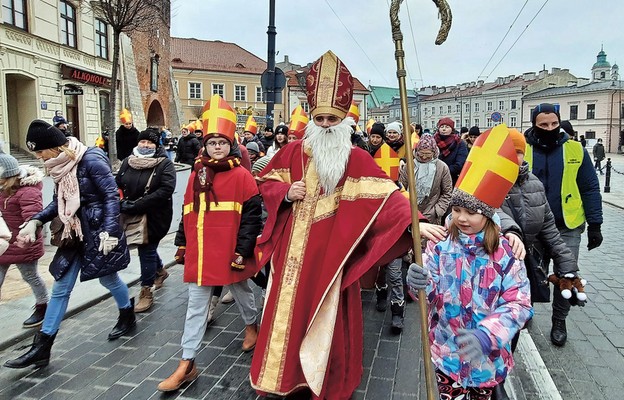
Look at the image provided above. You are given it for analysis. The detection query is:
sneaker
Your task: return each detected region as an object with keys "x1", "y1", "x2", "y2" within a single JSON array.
[
  {"x1": 154, "y1": 268, "x2": 169, "y2": 290},
  {"x1": 221, "y1": 291, "x2": 235, "y2": 304}
]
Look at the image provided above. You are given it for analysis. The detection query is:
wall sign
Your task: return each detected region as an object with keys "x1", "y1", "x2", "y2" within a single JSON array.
[
  {"x1": 64, "y1": 88, "x2": 84, "y2": 95},
  {"x1": 61, "y1": 64, "x2": 111, "y2": 89}
]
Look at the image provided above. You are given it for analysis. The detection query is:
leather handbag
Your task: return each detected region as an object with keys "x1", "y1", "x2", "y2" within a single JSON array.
[
  {"x1": 120, "y1": 168, "x2": 156, "y2": 246},
  {"x1": 50, "y1": 217, "x2": 81, "y2": 248},
  {"x1": 524, "y1": 244, "x2": 551, "y2": 303}
]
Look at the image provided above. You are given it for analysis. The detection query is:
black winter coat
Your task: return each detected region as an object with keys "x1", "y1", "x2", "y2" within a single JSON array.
[
  {"x1": 116, "y1": 148, "x2": 176, "y2": 243},
  {"x1": 439, "y1": 139, "x2": 468, "y2": 184},
  {"x1": 258, "y1": 134, "x2": 274, "y2": 152},
  {"x1": 115, "y1": 125, "x2": 140, "y2": 160},
  {"x1": 176, "y1": 134, "x2": 201, "y2": 166},
  {"x1": 498, "y1": 169, "x2": 577, "y2": 276},
  {"x1": 35, "y1": 148, "x2": 130, "y2": 281}
]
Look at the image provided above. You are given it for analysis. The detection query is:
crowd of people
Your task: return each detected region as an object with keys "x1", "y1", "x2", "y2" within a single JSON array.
[{"x1": 0, "y1": 49, "x2": 604, "y2": 400}]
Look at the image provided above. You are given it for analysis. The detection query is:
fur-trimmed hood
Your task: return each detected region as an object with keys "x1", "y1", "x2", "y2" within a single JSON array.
[{"x1": 19, "y1": 165, "x2": 44, "y2": 186}]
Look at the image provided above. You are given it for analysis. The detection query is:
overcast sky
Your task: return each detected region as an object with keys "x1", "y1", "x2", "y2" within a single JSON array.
[{"x1": 171, "y1": 0, "x2": 623, "y2": 89}]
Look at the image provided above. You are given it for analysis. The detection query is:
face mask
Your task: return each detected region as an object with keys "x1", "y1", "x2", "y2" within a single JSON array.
[
  {"x1": 533, "y1": 126, "x2": 561, "y2": 146},
  {"x1": 136, "y1": 146, "x2": 156, "y2": 156}
]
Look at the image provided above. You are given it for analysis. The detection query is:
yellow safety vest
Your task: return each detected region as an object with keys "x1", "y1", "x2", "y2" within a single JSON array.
[{"x1": 525, "y1": 141, "x2": 585, "y2": 229}]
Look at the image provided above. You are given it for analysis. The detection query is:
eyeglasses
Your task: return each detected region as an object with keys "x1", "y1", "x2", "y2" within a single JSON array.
[{"x1": 205, "y1": 140, "x2": 230, "y2": 147}]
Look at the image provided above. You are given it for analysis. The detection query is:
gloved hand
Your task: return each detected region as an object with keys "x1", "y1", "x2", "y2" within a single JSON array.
[
  {"x1": 98, "y1": 232, "x2": 119, "y2": 256},
  {"x1": 407, "y1": 263, "x2": 429, "y2": 292},
  {"x1": 17, "y1": 219, "x2": 42, "y2": 244},
  {"x1": 456, "y1": 328, "x2": 491, "y2": 365},
  {"x1": 230, "y1": 253, "x2": 245, "y2": 270},
  {"x1": 587, "y1": 224, "x2": 603, "y2": 251},
  {"x1": 120, "y1": 199, "x2": 138, "y2": 215},
  {"x1": 175, "y1": 246, "x2": 186, "y2": 264}
]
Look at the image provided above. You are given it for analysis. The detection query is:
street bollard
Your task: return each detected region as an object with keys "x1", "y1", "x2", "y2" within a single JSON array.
[{"x1": 604, "y1": 158, "x2": 611, "y2": 193}]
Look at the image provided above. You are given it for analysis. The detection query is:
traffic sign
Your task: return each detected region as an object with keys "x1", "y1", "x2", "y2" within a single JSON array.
[
  {"x1": 261, "y1": 67, "x2": 286, "y2": 91},
  {"x1": 491, "y1": 112, "x2": 502, "y2": 122}
]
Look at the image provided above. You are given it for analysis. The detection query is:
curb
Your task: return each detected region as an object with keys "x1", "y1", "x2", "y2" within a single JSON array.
[
  {"x1": 0, "y1": 260, "x2": 177, "y2": 352},
  {"x1": 603, "y1": 199, "x2": 624, "y2": 210}
]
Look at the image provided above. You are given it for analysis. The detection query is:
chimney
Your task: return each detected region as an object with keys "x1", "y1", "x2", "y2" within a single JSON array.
[
  {"x1": 538, "y1": 70, "x2": 547, "y2": 79},
  {"x1": 503, "y1": 76, "x2": 510, "y2": 84},
  {"x1": 567, "y1": 80, "x2": 576, "y2": 87},
  {"x1": 470, "y1": 81, "x2": 476, "y2": 87},
  {"x1": 552, "y1": 67, "x2": 561, "y2": 74},
  {"x1": 477, "y1": 80, "x2": 484, "y2": 87},
  {"x1": 523, "y1": 72, "x2": 536, "y2": 80},
  {"x1": 284, "y1": 55, "x2": 289, "y2": 64}
]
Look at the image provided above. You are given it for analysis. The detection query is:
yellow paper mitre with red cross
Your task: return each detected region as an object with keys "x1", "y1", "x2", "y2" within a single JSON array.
[
  {"x1": 120, "y1": 108, "x2": 132, "y2": 124},
  {"x1": 244, "y1": 115, "x2": 258, "y2": 135},
  {"x1": 194, "y1": 119, "x2": 203, "y2": 132},
  {"x1": 373, "y1": 143, "x2": 401, "y2": 181},
  {"x1": 288, "y1": 105, "x2": 309, "y2": 140},
  {"x1": 366, "y1": 119, "x2": 375, "y2": 134},
  {"x1": 201, "y1": 94, "x2": 237, "y2": 144},
  {"x1": 346, "y1": 102, "x2": 360, "y2": 124},
  {"x1": 452, "y1": 124, "x2": 519, "y2": 217}
]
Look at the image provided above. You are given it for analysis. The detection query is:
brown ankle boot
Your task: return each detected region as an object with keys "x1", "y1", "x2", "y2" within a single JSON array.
[
  {"x1": 157, "y1": 359, "x2": 198, "y2": 392},
  {"x1": 242, "y1": 323, "x2": 258, "y2": 352},
  {"x1": 134, "y1": 286, "x2": 153, "y2": 313}
]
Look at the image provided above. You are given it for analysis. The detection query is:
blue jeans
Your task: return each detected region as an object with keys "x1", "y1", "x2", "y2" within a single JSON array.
[
  {"x1": 41, "y1": 257, "x2": 130, "y2": 335},
  {"x1": 137, "y1": 242, "x2": 163, "y2": 287}
]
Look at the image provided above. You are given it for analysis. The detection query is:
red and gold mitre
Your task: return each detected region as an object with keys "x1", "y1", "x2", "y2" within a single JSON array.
[
  {"x1": 120, "y1": 108, "x2": 132, "y2": 124},
  {"x1": 366, "y1": 119, "x2": 375, "y2": 134},
  {"x1": 244, "y1": 115, "x2": 258, "y2": 135},
  {"x1": 455, "y1": 124, "x2": 519, "y2": 209},
  {"x1": 288, "y1": 105, "x2": 309, "y2": 140},
  {"x1": 305, "y1": 50, "x2": 353, "y2": 119},
  {"x1": 346, "y1": 102, "x2": 360, "y2": 124},
  {"x1": 373, "y1": 143, "x2": 401, "y2": 181},
  {"x1": 201, "y1": 94, "x2": 237, "y2": 143}
]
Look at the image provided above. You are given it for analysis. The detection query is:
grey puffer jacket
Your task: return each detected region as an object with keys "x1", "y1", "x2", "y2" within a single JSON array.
[{"x1": 498, "y1": 167, "x2": 577, "y2": 276}]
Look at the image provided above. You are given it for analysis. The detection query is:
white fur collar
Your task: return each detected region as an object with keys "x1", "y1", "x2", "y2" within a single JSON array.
[{"x1": 19, "y1": 166, "x2": 44, "y2": 186}]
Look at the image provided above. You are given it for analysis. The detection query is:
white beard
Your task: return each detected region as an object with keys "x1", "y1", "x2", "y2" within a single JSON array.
[{"x1": 304, "y1": 117, "x2": 354, "y2": 194}]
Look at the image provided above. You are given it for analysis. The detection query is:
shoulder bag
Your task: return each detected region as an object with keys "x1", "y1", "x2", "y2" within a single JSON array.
[{"x1": 120, "y1": 168, "x2": 156, "y2": 246}]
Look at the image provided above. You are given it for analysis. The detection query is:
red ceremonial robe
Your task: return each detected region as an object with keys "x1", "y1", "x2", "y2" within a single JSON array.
[
  {"x1": 182, "y1": 166, "x2": 260, "y2": 286},
  {"x1": 250, "y1": 141, "x2": 412, "y2": 399}
]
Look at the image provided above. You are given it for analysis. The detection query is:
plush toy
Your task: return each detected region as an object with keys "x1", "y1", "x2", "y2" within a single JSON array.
[{"x1": 548, "y1": 273, "x2": 587, "y2": 306}]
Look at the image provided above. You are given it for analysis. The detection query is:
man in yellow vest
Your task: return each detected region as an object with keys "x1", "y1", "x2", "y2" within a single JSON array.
[{"x1": 525, "y1": 103, "x2": 603, "y2": 347}]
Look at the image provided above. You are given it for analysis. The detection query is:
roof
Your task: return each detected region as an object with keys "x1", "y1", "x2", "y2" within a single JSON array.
[
  {"x1": 171, "y1": 37, "x2": 266, "y2": 75},
  {"x1": 284, "y1": 69, "x2": 368, "y2": 93},
  {"x1": 369, "y1": 86, "x2": 415, "y2": 107},
  {"x1": 421, "y1": 83, "x2": 497, "y2": 102},
  {"x1": 523, "y1": 80, "x2": 624, "y2": 99}
]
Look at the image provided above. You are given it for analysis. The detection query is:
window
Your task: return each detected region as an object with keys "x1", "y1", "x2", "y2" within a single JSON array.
[
  {"x1": 487, "y1": 101, "x2": 493, "y2": 111},
  {"x1": 431, "y1": 107, "x2": 435, "y2": 115},
  {"x1": 301, "y1": 101, "x2": 310, "y2": 113},
  {"x1": 474, "y1": 118, "x2": 480, "y2": 127},
  {"x1": 474, "y1": 103, "x2": 480, "y2": 112},
  {"x1": 256, "y1": 87, "x2": 263, "y2": 102},
  {"x1": 487, "y1": 118, "x2": 493, "y2": 127},
  {"x1": 455, "y1": 120, "x2": 460, "y2": 128},
  {"x1": 174, "y1": 80, "x2": 179, "y2": 94},
  {"x1": 235, "y1": 85, "x2": 246, "y2": 101},
  {"x1": 99, "y1": 91, "x2": 110, "y2": 131},
  {"x1": 464, "y1": 119, "x2": 469, "y2": 127},
  {"x1": 510, "y1": 116, "x2": 517, "y2": 127},
  {"x1": 212, "y1": 83, "x2": 224, "y2": 97},
  {"x1": 447, "y1": 105, "x2": 452, "y2": 113},
  {"x1": 511, "y1": 100, "x2": 517, "y2": 109},
  {"x1": 569, "y1": 105, "x2": 578, "y2": 120},
  {"x1": 411, "y1": 107, "x2": 417, "y2": 117},
  {"x1": 439, "y1": 106, "x2": 443, "y2": 114},
  {"x1": 389, "y1": 110, "x2": 394, "y2": 119},
  {"x1": 621, "y1": 103, "x2": 624, "y2": 119},
  {"x1": 150, "y1": 55, "x2": 159, "y2": 92},
  {"x1": 95, "y1": 19, "x2": 108, "y2": 59},
  {"x1": 499, "y1": 101, "x2": 505, "y2": 110},
  {"x1": 465, "y1": 103, "x2": 470, "y2": 113},
  {"x1": 60, "y1": 1, "x2": 77, "y2": 48},
  {"x1": 456, "y1": 104, "x2": 461, "y2": 113},
  {"x1": 423, "y1": 121, "x2": 428, "y2": 129},
  {"x1": 3, "y1": 0, "x2": 27, "y2": 30},
  {"x1": 189, "y1": 82, "x2": 202, "y2": 99},
  {"x1": 585, "y1": 130, "x2": 596, "y2": 140},
  {"x1": 587, "y1": 104, "x2": 596, "y2": 119}
]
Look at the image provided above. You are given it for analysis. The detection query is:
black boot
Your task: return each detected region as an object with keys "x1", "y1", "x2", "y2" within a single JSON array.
[
  {"x1": 4, "y1": 331, "x2": 56, "y2": 369},
  {"x1": 492, "y1": 381, "x2": 510, "y2": 400},
  {"x1": 375, "y1": 285, "x2": 388, "y2": 312},
  {"x1": 23, "y1": 303, "x2": 47, "y2": 329},
  {"x1": 390, "y1": 301, "x2": 405, "y2": 334},
  {"x1": 550, "y1": 317, "x2": 567, "y2": 347},
  {"x1": 108, "y1": 298, "x2": 136, "y2": 340}
]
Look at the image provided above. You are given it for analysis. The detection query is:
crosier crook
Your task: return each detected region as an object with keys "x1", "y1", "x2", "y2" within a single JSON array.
[{"x1": 389, "y1": 1, "x2": 452, "y2": 400}]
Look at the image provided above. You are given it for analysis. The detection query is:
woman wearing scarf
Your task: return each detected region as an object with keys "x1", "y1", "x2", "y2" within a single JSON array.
[
  {"x1": 117, "y1": 128, "x2": 176, "y2": 312},
  {"x1": 5, "y1": 120, "x2": 132, "y2": 370},
  {"x1": 434, "y1": 117, "x2": 468, "y2": 184},
  {"x1": 399, "y1": 134, "x2": 453, "y2": 225},
  {"x1": 159, "y1": 95, "x2": 262, "y2": 392},
  {"x1": 384, "y1": 120, "x2": 407, "y2": 159}
]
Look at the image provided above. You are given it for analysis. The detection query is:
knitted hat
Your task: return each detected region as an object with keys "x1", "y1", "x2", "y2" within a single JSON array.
[
  {"x1": 26, "y1": 120, "x2": 68, "y2": 151},
  {"x1": 274, "y1": 124, "x2": 289, "y2": 136},
  {"x1": 252, "y1": 155, "x2": 270, "y2": 174},
  {"x1": 451, "y1": 124, "x2": 519, "y2": 219},
  {"x1": 560, "y1": 120, "x2": 575, "y2": 137},
  {"x1": 531, "y1": 103, "x2": 560, "y2": 125},
  {"x1": 468, "y1": 126, "x2": 481, "y2": 137},
  {"x1": 53, "y1": 117, "x2": 67, "y2": 127},
  {"x1": 370, "y1": 122, "x2": 386, "y2": 138},
  {"x1": 0, "y1": 147, "x2": 20, "y2": 179},
  {"x1": 507, "y1": 128, "x2": 526, "y2": 155},
  {"x1": 246, "y1": 142, "x2": 260, "y2": 154},
  {"x1": 437, "y1": 117, "x2": 455, "y2": 130},
  {"x1": 460, "y1": 127, "x2": 469, "y2": 134},
  {"x1": 414, "y1": 133, "x2": 439, "y2": 159},
  {"x1": 386, "y1": 121, "x2": 403, "y2": 135},
  {"x1": 138, "y1": 129, "x2": 161, "y2": 146}
]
